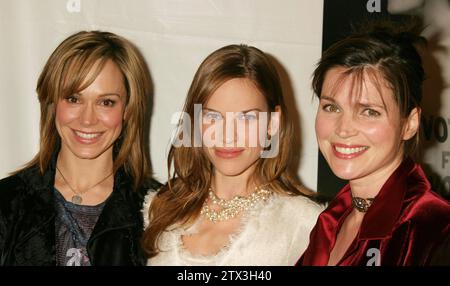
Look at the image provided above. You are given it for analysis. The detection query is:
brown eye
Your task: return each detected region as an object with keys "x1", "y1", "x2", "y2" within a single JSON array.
[
  {"x1": 323, "y1": 104, "x2": 340, "y2": 113},
  {"x1": 65, "y1": 95, "x2": 79, "y2": 104},
  {"x1": 101, "y1": 99, "x2": 116, "y2": 107},
  {"x1": 363, "y1": 108, "x2": 381, "y2": 117}
]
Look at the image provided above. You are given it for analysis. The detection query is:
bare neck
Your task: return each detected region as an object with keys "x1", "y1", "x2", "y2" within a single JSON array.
[
  {"x1": 349, "y1": 156, "x2": 403, "y2": 199},
  {"x1": 56, "y1": 146, "x2": 114, "y2": 190},
  {"x1": 212, "y1": 165, "x2": 259, "y2": 200}
]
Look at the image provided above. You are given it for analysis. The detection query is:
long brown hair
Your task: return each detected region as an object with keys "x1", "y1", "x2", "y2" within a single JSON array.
[
  {"x1": 142, "y1": 44, "x2": 313, "y2": 258},
  {"x1": 16, "y1": 31, "x2": 153, "y2": 190}
]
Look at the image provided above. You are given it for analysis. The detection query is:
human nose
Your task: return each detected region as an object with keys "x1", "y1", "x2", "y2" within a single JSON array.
[
  {"x1": 80, "y1": 102, "x2": 98, "y2": 126},
  {"x1": 335, "y1": 112, "x2": 358, "y2": 138},
  {"x1": 223, "y1": 114, "x2": 237, "y2": 146}
]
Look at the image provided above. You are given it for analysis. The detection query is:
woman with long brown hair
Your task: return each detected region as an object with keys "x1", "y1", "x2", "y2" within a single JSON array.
[
  {"x1": 0, "y1": 31, "x2": 160, "y2": 265},
  {"x1": 142, "y1": 44, "x2": 323, "y2": 265}
]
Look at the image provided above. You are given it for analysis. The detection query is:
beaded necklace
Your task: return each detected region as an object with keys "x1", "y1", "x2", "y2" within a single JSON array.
[{"x1": 201, "y1": 185, "x2": 272, "y2": 223}]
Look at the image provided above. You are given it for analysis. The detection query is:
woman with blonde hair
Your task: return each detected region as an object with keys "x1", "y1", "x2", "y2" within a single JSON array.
[
  {"x1": 142, "y1": 44, "x2": 323, "y2": 266},
  {"x1": 0, "y1": 31, "x2": 160, "y2": 265}
]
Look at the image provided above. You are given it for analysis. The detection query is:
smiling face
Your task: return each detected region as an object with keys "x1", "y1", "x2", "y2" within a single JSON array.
[
  {"x1": 202, "y1": 77, "x2": 271, "y2": 177},
  {"x1": 315, "y1": 66, "x2": 418, "y2": 185},
  {"x1": 55, "y1": 59, "x2": 126, "y2": 161}
]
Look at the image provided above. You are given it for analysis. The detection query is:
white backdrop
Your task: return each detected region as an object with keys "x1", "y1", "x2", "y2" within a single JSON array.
[{"x1": 0, "y1": 0, "x2": 323, "y2": 190}]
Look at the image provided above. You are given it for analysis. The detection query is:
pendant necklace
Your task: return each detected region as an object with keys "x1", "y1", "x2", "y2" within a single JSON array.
[
  {"x1": 351, "y1": 195, "x2": 375, "y2": 213},
  {"x1": 56, "y1": 166, "x2": 113, "y2": 205}
]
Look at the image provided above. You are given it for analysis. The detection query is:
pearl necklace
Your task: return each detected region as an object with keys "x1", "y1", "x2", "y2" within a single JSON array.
[{"x1": 201, "y1": 186, "x2": 272, "y2": 223}]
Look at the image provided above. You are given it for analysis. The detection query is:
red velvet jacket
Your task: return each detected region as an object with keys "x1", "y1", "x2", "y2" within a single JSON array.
[{"x1": 298, "y1": 159, "x2": 450, "y2": 266}]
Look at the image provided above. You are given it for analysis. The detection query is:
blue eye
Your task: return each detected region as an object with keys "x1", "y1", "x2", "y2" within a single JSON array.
[
  {"x1": 237, "y1": 112, "x2": 258, "y2": 121},
  {"x1": 203, "y1": 111, "x2": 222, "y2": 121}
]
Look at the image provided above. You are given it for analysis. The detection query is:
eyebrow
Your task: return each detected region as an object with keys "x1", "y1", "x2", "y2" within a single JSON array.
[
  {"x1": 321, "y1": 96, "x2": 385, "y2": 109},
  {"x1": 75, "y1": 92, "x2": 122, "y2": 98},
  {"x1": 319, "y1": 95, "x2": 335, "y2": 102},
  {"x1": 202, "y1": 108, "x2": 263, "y2": 113},
  {"x1": 357, "y1": 102, "x2": 385, "y2": 109}
]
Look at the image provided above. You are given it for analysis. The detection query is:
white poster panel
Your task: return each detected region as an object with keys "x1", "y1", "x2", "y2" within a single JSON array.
[{"x1": 0, "y1": 0, "x2": 323, "y2": 190}]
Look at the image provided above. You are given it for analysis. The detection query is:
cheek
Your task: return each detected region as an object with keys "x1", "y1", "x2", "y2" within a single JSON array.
[
  {"x1": 362, "y1": 123, "x2": 399, "y2": 146},
  {"x1": 204, "y1": 147, "x2": 215, "y2": 163},
  {"x1": 247, "y1": 147, "x2": 262, "y2": 161},
  {"x1": 55, "y1": 103, "x2": 78, "y2": 126},
  {"x1": 98, "y1": 107, "x2": 124, "y2": 129},
  {"x1": 315, "y1": 114, "x2": 333, "y2": 141}
]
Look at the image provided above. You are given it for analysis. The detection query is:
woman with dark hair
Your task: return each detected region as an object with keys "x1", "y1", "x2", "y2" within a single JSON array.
[
  {"x1": 142, "y1": 44, "x2": 323, "y2": 265},
  {"x1": 298, "y1": 22, "x2": 450, "y2": 266},
  {"x1": 0, "y1": 31, "x2": 160, "y2": 265}
]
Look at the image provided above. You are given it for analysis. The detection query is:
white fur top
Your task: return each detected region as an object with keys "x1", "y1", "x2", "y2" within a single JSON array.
[{"x1": 142, "y1": 190, "x2": 324, "y2": 266}]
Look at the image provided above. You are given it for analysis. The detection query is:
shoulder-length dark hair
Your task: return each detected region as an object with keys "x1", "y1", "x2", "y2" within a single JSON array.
[{"x1": 312, "y1": 20, "x2": 426, "y2": 157}]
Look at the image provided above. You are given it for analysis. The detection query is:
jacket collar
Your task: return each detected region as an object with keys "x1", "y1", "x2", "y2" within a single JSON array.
[
  {"x1": 18, "y1": 148, "x2": 146, "y2": 240},
  {"x1": 12, "y1": 151, "x2": 58, "y2": 260},
  {"x1": 332, "y1": 158, "x2": 428, "y2": 240},
  {"x1": 90, "y1": 168, "x2": 142, "y2": 239},
  {"x1": 358, "y1": 158, "x2": 415, "y2": 239}
]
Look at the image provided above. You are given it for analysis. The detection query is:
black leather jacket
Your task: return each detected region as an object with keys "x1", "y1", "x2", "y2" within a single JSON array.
[{"x1": 0, "y1": 153, "x2": 160, "y2": 266}]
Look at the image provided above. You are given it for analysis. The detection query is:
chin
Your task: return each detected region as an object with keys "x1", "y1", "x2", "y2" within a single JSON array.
[
  {"x1": 213, "y1": 161, "x2": 255, "y2": 176},
  {"x1": 329, "y1": 166, "x2": 361, "y2": 181},
  {"x1": 211, "y1": 155, "x2": 258, "y2": 176},
  {"x1": 214, "y1": 167, "x2": 247, "y2": 177},
  {"x1": 332, "y1": 172, "x2": 354, "y2": 181},
  {"x1": 324, "y1": 156, "x2": 358, "y2": 181},
  {"x1": 69, "y1": 145, "x2": 110, "y2": 160},
  {"x1": 73, "y1": 151, "x2": 103, "y2": 160}
]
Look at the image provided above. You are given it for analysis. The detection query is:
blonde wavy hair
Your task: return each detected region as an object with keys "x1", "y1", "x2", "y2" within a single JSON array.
[
  {"x1": 142, "y1": 44, "x2": 314, "y2": 258},
  {"x1": 17, "y1": 31, "x2": 153, "y2": 190}
]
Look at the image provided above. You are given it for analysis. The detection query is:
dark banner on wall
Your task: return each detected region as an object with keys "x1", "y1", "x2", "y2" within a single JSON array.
[{"x1": 317, "y1": 0, "x2": 450, "y2": 201}]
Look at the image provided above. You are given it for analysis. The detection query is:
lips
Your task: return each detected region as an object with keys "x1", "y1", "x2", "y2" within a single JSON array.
[
  {"x1": 72, "y1": 129, "x2": 103, "y2": 144},
  {"x1": 214, "y1": 148, "x2": 245, "y2": 159},
  {"x1": 332, "y1": 143, "x2": 369, "y2": 159}
]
